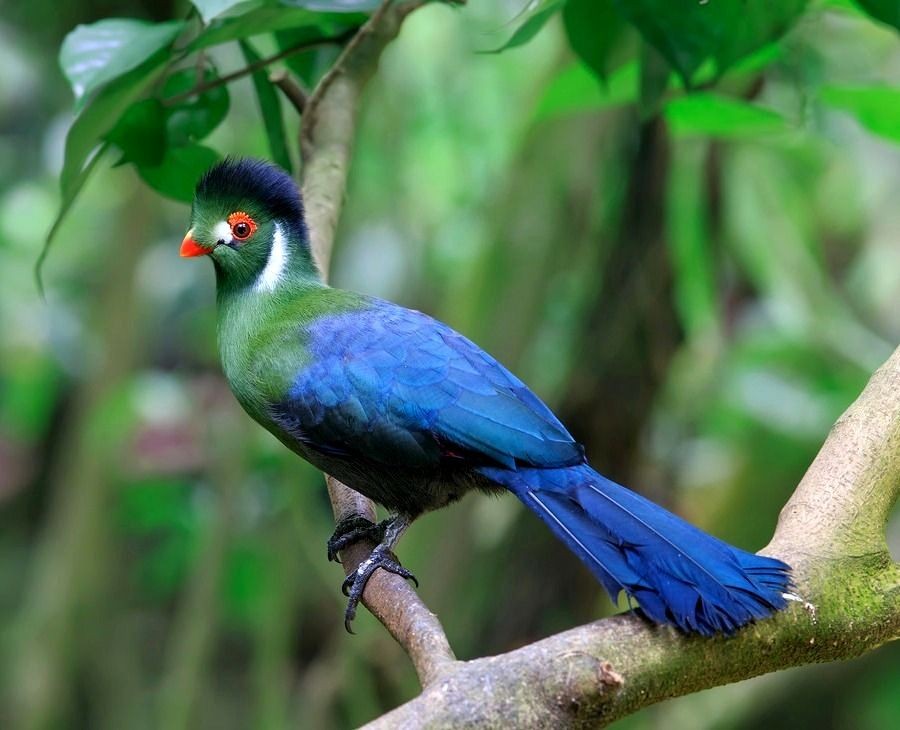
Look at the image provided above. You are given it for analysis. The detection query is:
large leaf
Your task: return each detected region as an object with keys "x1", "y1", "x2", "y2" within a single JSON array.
[
  {"x1": 105, "y1": 99, "x2": 167, "y2": 167},
  {"x1": 59, "y1": 58, "x2": 169, "y2": 202},
  {"x1": 39, "y1": 54, "x2": 171, "y2": 291},
  {"x1": 665, "y1": 94, "x2": 788, "y2": 138},
  {"x1": 284, "y1": 0, "x2": 379, "y2": 9},
  {"x1": 60, "y1": 19, "x2": 183, "y2": 109},
  {"x1": 853, "y1": 0, "x2": 900, "y2": 30},
  {"x1": 191, "y1": 0, "x2": 375, "y2": 24},
  {"x1": 192, "y1": 6, "x2": 365, "y2": 48},
  {"x1": 492, "y1": 0, "x2": 565, "y2": 52},
  {"x1": 562, "y1": 0, "x2": 626, "y2": 83},
  {"x1": 139, "y1": 144, "x2": 221, "y2": 202},
  {"x1": 613, "y1": 0, "x2": 808, "y2": 85},
  {"x1": 36, "y1": 144, "x2": 108, "y2": 294},
  {"x1": 820, "y1": 86, "x2": 900, "y2": 143},
  {"x1": 163, "y1": 68, "x2": 230, "y2": 145},
  {"x1": 239, "y1": 40, "x2": 293, "y2": 173}
]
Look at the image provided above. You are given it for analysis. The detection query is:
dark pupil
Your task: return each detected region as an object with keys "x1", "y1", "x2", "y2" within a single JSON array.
[{"x1": 234, "y1": 222, "x2": 250, "y2": 238}]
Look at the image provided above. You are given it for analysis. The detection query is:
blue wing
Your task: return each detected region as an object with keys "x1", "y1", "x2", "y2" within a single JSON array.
[{"x1": 278, "y1": 298, "x2": 583, "y2": 470}]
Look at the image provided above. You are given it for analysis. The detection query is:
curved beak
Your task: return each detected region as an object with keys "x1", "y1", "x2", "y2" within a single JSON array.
[{"x1": 180, "y1": 229, "x2": 209, "y2": 258}]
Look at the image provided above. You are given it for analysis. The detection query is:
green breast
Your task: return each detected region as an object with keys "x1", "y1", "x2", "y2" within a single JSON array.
[{"x1": 215, "y1": 281, "x2": 366, "y2": 426}]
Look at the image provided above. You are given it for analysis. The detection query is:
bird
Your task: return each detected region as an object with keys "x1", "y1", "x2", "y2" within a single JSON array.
[{"x1": 180, "y1": 157, "x2": 791, "y2": 636}]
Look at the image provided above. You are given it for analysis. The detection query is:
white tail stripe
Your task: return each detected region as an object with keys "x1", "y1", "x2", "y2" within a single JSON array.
[{"x1": 528, "y1": 490, "x2": 626, "y2": 593}]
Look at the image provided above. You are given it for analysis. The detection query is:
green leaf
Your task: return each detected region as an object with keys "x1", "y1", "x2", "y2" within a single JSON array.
[
  {"x1": 38, "y1": 55, "x2": 170, "y2": 293},
  {"x1": 820, "y1": 85, "x2": 900, "y2": 142},
  {"x1": 613, "y1": 0, "x2": 808, "y2": 85},
  {"x1": 138, "y1": 144, "x2": 220, "y2": 202},
  {"x1": 60, "y1": 19, "x2": 183, "y2": 109},
  {"x1": 853, "y1": 0, "x2": 900, "y2": 30},
  {"x1": 191, "y1": 0, "x2": 376, "y2": 26},
  {"x1": 562, "y1": 0, "x2": 626, "y2": 83},
  {"x1": 191, "y1": 6, "x2": 364, "y2": 49},
  {"x1": 535, "y1": 61, "x2": 638, "y2": 120},
  {"x1": 105, "y1": 99, "x2": 167, "y2": 167},
  {"x1": 240, "y1": 40, "x2": 293, "y2": 173},
  {"x1": 284, "y1": 0, "x2": 379, "y2": 9},
  {"x1": 60, "y1": 59, "x2": 168, "y2": 204},
  {"x1": 36, "y1": 145, "x2": 108, "y2": 295},
  {"x1": 665, "y1": 93, "x2": 788, "y2": 137},
  {"x1": 492, "y1": 0, "x2": 565, "y2": 52},
  {"x1": 163, "y1": 68, "x2": 230, "y2": 145}
]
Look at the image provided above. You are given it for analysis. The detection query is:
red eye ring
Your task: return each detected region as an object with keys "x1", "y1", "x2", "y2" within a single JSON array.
[{"x1": 228, "y1": 211, "x2": 257, "y2": 241}]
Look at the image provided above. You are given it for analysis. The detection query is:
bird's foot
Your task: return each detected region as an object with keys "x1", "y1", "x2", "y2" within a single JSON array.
[
  {"x1": 341, "y1": 547, "x2": 418, "y2": 632},
  {"x1": 326, "y1": 516, "x2": 389, "y2": 563}
]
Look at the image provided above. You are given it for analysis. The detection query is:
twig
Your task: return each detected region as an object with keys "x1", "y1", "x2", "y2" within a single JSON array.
[
  {"x1": 162, "y1": 29, "x2": 356, "y2": 107},
  {"x1": 269, "y1": 69, "x2": 309, "y2": 114}
]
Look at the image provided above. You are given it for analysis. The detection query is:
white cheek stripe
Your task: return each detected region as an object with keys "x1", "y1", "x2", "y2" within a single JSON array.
[
  {"x1": 256, "y1": 222, "x2": 288, "y2": 292},
  {"x1": 213, "y1": 220, "x2": 232, "y2": 243}
]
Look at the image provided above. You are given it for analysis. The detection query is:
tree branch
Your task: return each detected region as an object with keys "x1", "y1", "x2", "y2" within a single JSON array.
[
  {"x1": 294, "y1": 0, "x2": 899, "y2": 722},
  {"x1": 363, "y1": 346, "x2": 900, "y2": 727},
  {"x1": 269, "y1": 69, "x2": 309, "y2": 114},
  {"x1": 298, "y1": 0, "x2": 457, "y2": 688}
]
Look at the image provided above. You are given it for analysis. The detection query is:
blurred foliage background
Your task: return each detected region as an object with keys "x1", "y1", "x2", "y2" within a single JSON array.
[{"x1": 1, "y1": 0, "x2": 899, "y2": 728}]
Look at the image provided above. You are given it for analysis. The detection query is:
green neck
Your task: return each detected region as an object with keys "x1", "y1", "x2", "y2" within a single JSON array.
[{"x1": 214, "y1": 220, "x2": 324, "y2": 391}]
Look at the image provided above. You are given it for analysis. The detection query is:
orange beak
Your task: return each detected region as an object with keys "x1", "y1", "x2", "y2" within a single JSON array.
[{"x1": 180, "y1": 230, "x2": 209, "y2": 258}]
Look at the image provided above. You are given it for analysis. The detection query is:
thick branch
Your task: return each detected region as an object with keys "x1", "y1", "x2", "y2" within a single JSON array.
[
  {"x1": 294, "y1": 0, "x2": 899, "y2": 720},
  {"x1": 298, "y1": 0, "x2": 457, "y2": 687},
  {"x1": 366, "y1": 346, "x2": 900, "y2": 728}
]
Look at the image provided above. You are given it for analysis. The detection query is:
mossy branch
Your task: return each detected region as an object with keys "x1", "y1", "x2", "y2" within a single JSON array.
[
  {"x1": 364, "y1": 346, "x2": 900, "y2": 727},
  {"x1": 294, "y1": 0, "x2": 899, "y2": 723}
]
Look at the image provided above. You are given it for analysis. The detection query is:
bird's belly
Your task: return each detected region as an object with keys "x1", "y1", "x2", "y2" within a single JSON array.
[{"x1": 286, "y1": 441, "x2": 489, "y2": 516}]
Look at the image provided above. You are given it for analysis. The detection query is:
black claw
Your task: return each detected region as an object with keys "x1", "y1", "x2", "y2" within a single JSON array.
[
  {"x1": 341, "y1": 548, "x2": 419, "y2": 632},
  {"x1": 326, "y1": 516, "x2": 387, "y2": 563},
  {"x1": 344, "y1": 609, "x2": 356, "y2": 634},
  {"x1": 341, "y1": 572, "x2": 354, "y2": 597}
]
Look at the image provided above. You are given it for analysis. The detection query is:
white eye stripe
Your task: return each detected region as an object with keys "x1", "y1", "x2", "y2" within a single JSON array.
[
  {"x1": 213, "y1": 220, "x2": 232, "y2": 243},
  {"x1": 256, "y1": 222, "x2": 288, "y2": 292}
]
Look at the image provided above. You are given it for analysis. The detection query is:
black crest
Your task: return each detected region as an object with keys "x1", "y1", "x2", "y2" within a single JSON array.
[{"x1": 196, "y1": 157, "x2": 304, "y2": 223}]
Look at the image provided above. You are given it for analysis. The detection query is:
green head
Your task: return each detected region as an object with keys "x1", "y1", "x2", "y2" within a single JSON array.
[{"x1": 181, "y1": 158, "x2": 320, "y2": 291}]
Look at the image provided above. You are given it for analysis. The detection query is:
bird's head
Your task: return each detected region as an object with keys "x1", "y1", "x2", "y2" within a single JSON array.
[{"x1": 181, "y1": 158, "x2": 318, "y2": 289}]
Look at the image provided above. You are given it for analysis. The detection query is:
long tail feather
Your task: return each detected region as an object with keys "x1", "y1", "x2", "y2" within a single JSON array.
[{"x1": 480, "y1": 463, "x2": 791, "y2": 636}]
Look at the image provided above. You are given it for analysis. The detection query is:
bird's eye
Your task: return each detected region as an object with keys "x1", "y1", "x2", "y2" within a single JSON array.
[{"x1": 227, "y1": 211, "x2": 257, "y2": 241}]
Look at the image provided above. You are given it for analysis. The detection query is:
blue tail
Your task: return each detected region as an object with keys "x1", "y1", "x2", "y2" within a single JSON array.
[{"x1": 480, "y1": 463, "x2": 791, "y2": 636}]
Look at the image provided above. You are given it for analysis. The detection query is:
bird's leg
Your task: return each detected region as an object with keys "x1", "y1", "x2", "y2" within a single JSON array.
[
  {"x1": 340, "y1": 513, "x2": 417, "y2": 632},
  {"x1": 326, "y1": 515, "x2": 391, "y2": 563}
]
